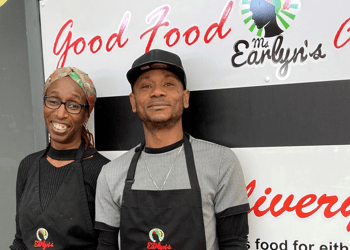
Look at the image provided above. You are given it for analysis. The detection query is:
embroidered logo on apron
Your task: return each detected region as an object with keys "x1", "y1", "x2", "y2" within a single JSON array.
[
  {"x1": 147, "y1": 228, "x2": 172, "y2": 249},
  {"x1": 34, "y1": 228, "x2": 54, "y2": 250}
]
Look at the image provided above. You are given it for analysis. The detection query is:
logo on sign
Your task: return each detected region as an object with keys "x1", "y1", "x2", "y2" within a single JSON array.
[
  {"x1": 240, "y1": 0, "x2": 301, "y2": 37},
  {"x1": 147, "y1": 228, "x2": 172, "y2": 249},
  {"x1": 233, "y1": 0, "x2": 327, "y2": 80},
  {"x1": 34, "y1": 228, "x2": 54, "y2": 250}
]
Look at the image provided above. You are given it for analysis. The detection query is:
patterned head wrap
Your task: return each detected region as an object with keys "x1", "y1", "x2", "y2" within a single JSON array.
[
  {"x1": 265, "y1": 0, "x2": 291, "y2": 14},
  {"x1": 43, "y1": 67, "x2": 97, "y2": 114}
]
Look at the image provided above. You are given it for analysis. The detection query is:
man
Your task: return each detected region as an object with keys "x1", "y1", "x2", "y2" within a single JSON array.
[{"x1": 95, "y1": 49, "x2": 250, "y2": 250}]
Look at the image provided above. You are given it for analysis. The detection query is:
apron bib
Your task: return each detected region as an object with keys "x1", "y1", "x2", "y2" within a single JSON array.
[
  {"x1": 18, "y1": 141, "x2": 97, "y2": 250},
  {"x1": 120, "y1": 135, "x2": 207, "y2": 250}
]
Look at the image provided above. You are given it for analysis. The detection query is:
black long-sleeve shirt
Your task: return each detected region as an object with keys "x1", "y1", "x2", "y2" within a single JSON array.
[
  {"x1": 10, "y1": 147, "x2": 109, "y2": 250},
  {"x1": 96, "y1": 212, "x2": 249, "y2": 250}
]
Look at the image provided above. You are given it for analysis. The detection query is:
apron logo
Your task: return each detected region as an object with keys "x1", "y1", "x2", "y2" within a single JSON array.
[
  {"x1": 147, "y1": 228, "x2": 172, "y2": 249},
  {"x1": 34, "y1": 228, "x2": 54, "y2": 250},
  {"x1": 36, "y1": 228, "x2": 48, "y2": 241},
  {"x1": 149, "y1": 228, "x2": 164, "y2": 242}
]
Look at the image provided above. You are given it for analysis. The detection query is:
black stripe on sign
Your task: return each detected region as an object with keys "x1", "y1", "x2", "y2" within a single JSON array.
[{"x1": 95, "y1": 79, "x2": 350, "y2": 151}]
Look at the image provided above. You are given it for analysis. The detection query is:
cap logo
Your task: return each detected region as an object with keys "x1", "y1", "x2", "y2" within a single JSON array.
[
  {"x1": 151, "y1": 63, "x2": 168, "y2": 69},
  {"x1": 140, "y1": 63, "x2": 169, "y2": 71},
  {"x1": 141, "y1": 65, "x2": 151, "y2": 71}
]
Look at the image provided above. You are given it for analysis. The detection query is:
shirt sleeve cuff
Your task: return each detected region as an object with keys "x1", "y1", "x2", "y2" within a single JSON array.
[
  {"x1": 216, "y1": 203, "x2": 250, "y2": 218},
  {"x1": 95, "y1": 221, "x2": 119, "y2": 232}
]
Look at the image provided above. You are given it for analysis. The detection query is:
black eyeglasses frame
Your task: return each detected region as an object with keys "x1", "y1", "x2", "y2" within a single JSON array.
[{"x1": 43, "y1": 96, "x2": 89, "y2": 114}]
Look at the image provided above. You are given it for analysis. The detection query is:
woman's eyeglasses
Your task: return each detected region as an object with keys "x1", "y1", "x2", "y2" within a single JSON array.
[{"x1": 44, "y1": 96, "x2": 89, "y2": 114}]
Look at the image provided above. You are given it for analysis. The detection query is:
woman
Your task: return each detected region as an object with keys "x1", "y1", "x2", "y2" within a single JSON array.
[{"x1": 10, "y1": 67, "x2": 110, "y2": 250}]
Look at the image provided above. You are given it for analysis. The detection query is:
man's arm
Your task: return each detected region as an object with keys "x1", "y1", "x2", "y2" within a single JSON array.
[
  {"x1": 95, "y1": 167, "x2": 121, "y2": 250},
  {"x1": 96, "y1": 223, "x2": 119, "y2": 250},
  {"x1": 216, "y1": 212, "x2": 249, "y2": 250},
  {"x1": 215, "y1": 148, "x2": 250, "y2": 250}
]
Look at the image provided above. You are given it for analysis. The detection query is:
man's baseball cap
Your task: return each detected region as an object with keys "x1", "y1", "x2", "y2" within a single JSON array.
[{"x1": 127, "y1": 49, "x2": 187, "y2": 89}]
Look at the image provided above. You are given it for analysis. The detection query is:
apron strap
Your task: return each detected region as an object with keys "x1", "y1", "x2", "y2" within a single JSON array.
[
  {"x1": 125, "y1": 142, "x2": 145, "y2": 190},
  {"x1": 183, "y1": 133, "x2": 200, "y2": 191},
  {"x1": 75, "y1": 140, "x2": 86, "y2": 163},
  {"x1": 27, "y1": 139, "x2": 86, "y2": 188},
  {"x1": 124, "y1": 134, "x2": 201, "y2": 191},
  {"x1": 26, "y1": 142, "x2": 52, "y2": 178}
]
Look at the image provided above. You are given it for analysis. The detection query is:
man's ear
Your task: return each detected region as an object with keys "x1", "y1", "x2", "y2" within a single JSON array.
[
  {"x1": 183, "y1": 89, "x2": 190, "y2": 109},
  {"x1": 129, "y1": 93, "x2": 137, "y2": 113}
]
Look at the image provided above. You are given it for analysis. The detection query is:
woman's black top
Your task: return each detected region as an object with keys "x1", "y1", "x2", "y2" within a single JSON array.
[{"x1": 10, "y1": 146, "x2": 110, "y2": 250}]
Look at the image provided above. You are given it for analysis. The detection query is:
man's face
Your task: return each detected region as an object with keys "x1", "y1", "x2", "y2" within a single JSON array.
[{"x1": 129, "y1": 69, "x2": 190, "y2": 128}]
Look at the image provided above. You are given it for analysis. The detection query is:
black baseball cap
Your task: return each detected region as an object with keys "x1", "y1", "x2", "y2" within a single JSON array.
[{"x1": 127, "y1": 49, "x2": 187, "y2": 89}]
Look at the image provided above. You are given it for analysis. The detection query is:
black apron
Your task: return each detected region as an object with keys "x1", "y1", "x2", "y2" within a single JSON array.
[
  {"x1": 120, "y1": 135, "x2": 207, "y2": 250},
  {"x1": 18, "y1": 141, "x2": 97, "y2": 250}
]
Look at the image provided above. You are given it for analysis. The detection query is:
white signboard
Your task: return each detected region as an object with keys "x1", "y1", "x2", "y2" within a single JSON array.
[{"x1": 39, "y1": 0, "x2": 350, "y2": 248}]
